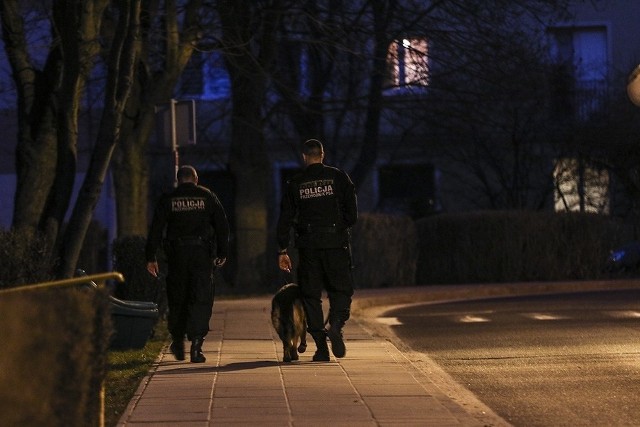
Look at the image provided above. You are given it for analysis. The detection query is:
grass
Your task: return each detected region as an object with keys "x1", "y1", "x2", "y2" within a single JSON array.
[{"x1": 104, "y1": 320, "x2": 170, "y2": 427}]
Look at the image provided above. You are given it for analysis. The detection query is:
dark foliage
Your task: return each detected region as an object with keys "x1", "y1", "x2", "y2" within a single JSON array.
[
  {"x1": 0, "y1": 229, "x2": 53, "y2": 288},
  {"x1": 351, "y1": 213, "x2": 418, "y2": 288},
  {"x1": 0, "y1": 288, "x2": 112, "y2": 426},
  {"x1": 112, "y1": 235, "x2": 168, "y2": 317},
  {"x1": 416, "y1": 211, "x2": 632, "y2": 284}
]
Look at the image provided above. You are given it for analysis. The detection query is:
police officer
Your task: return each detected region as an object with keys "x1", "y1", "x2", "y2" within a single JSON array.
[
  {"x1": 276, "y1": 139, "x2": 358, "y2": 361},
  {"x1": 146, "y1": 165, "x2": 229, "y2": 363}
]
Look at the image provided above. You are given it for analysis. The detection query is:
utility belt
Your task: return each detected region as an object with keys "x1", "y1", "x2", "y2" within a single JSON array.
[
  {"x1": 168, "y1": 236, "x2": 210, "y2": 247},
  {"x1": 297, "y1": 224, "x2": 340, "y2": 235}
]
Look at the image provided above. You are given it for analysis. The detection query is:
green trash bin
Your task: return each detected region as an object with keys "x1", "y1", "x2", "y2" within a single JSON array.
[{"x1": 77, "y1": 269, "x2": 159, "y2": 350}]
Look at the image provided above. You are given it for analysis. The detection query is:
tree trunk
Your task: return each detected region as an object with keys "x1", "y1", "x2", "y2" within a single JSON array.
[
  {"x1": 58, "y1": 0, "x2": 140, "y2": 278},
  {"x1": 112, "y1": 80, "x2": 155, "y2": 238},
  {"x1": 13, "y1": 121, "x2": 58, "y2": 235},
  {"x1": 349, "y1": 1, "x2": 396, "y2": 190},
  {"x1": 35, "y1": 0, "x2": 111, "y2": 256},
  {"x1": 219, "y1": 0, "x2": 282, "y2": 288},
  {"x1": 112, "y1": 0, "x2": 201, "y2": 237},
  {"x1": 228, "y1": 80, "x2": 270, "y2": 288},
  {"x1": 113, "y1": 129, "x2": 151, "y2": 237},
  {"x1": 0, "y1": 0, "x2": 59, "y2": 236}
]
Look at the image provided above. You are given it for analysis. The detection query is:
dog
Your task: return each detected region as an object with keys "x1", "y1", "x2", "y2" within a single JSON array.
[{"x1": 271, "y1": 283, "x2": 307, "y2": 362}]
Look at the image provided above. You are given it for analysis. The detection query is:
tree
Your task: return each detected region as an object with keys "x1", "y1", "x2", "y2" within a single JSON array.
[
  {"x1": 216, "y1": 0, "x2": 283, "y2": 287},
  {"x1": 202, "y1": 0, "x2": 576, "y2": 285},
  {"x1": 1, "y1": 0, "x2": 76, "y2": 242},
  {"x1": 265, "y1": 0, "x2": 573, "y2": 187},
  {"x1": 569, "y1": 83, "x2": 640, "y2": 228},
  {"x1": 111, "y1": 0, "x2": 204, "y2": 238},
  {"x1": 365, "y1": 0, "x2": 574, "y2": 211},
  {"x1": 426, "y1": 1, "x2": 566, "y2": 209},
  {"x1": 59, "y1": 0, "x2": 141, "y2": 277},
  {"x1": 0, "y1": 0, "x2": 141, "y2": 277},
  {"x1": 1, "y1": 0, "x2": 590, "y2": 284}
]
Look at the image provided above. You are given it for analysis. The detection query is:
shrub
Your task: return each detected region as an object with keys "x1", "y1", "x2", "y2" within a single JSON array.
[
  {"x1": 0, "y1": 287, "x2": 112, "y2": 426},
  {"x1": 416, "y1": 211, "x2": 631, "y2": 284},
  {"x1": 0, "y1": 229, "x2": 53, "y2": 289},
  {"x1": 351, "y1": 213, "x2": 418, "y2": 288}
]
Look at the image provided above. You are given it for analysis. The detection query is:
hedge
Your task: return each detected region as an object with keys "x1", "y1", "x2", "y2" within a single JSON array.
[{"x1": 415, "y1": 211, "x2": 632, "y2": 284}]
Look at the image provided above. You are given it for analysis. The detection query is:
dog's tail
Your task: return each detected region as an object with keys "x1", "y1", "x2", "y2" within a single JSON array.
[{"x1": 271, "y1": 300, "x2": 281, "y2": 332}]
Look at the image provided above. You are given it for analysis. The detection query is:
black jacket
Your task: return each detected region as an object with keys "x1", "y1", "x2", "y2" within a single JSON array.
[
  {"x1": 145, "y1": 182, "x2": 230, "y2": 262},
  {"x1": 277, "y1": 162, "x2": 357, "y2": 249}
]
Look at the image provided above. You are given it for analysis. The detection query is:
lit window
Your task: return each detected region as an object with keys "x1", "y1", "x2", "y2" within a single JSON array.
[
  {"x1": 553, "y1": 158, "x2": 609, "y2": 214},
  {"x1": 386, "y1": 37, "x2": 429, "y2": 88}
]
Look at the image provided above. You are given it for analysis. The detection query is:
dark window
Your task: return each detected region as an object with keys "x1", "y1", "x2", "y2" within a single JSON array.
[{"x1": 548, "y1": 26, "x2": 608, "y2": 121}]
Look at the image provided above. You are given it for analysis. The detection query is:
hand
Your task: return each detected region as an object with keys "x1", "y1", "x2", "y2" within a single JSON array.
[
  {"x1": 214, "y1": 257, "x2": 226, "y2": 267},
  {"x1": 146, "y1": 261, "x2": 159, "y2": 277},
  {"x1": 278, "y1": 254, "x2": 292, "y2": 272}
]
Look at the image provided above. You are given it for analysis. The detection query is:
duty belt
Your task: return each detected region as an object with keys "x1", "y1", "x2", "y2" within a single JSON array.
[
  {"x1": 171, "y1": 236, "x2": 208, "y2": 246},
  {"x1": 298, "y1": 225, "x2": 338, "y2": 234}
]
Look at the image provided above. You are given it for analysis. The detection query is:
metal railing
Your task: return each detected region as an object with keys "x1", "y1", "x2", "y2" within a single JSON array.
[{"x1": 0, "y1": 272, "x2": 124, "y2": 295}]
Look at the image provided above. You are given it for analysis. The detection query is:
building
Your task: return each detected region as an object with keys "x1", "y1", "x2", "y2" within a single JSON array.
[{"x1": 1, "y1": 1, "x2": 640, "y2": 271}]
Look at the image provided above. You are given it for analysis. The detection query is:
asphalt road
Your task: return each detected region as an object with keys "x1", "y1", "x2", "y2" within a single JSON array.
[{"x1": 382, "y1": 289, "x2": 640, "y2": 426}]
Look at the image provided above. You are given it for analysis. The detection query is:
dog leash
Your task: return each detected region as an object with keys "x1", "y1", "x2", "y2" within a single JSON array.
[{"x1": 281, "y1": 270, "x2": 295, "y2": 286}]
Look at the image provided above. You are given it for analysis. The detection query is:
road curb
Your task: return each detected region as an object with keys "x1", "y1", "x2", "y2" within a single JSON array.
[{"x1": 351, "y1": 279, "x2": 640, "y2": 316}]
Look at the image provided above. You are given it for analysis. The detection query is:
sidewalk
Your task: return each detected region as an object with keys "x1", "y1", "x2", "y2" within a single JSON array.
[{"x1": 116, "y1": 280, "x2": 639, "y2": 426}]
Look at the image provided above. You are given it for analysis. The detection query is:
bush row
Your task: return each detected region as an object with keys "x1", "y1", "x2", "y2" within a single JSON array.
[
  {"x1": 2, "y1": 210, "x2": 631, "y2": 293},
  {"x1": 0, "y1": 229, "x2": 52, "y2": 288},
  {"x1": 108, "y1": 214, "x2": 421, "y2": 295},
  {"x1": 338, "y1": 210, "x2": 633, "y2": 287},
  {"x1": 0, "y1": 288, "x2": 111, "y2": 426},
  {"x1": 351, "y1": 213, "x2": 417, "y2": 288},
  {"x1": 415, "y1": 211, "x2": 632, "y2": 284}
]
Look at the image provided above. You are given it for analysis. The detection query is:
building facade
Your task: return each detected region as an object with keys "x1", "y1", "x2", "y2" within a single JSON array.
[{"x1": 1, "y1": 1, "x2": 640, "y2": 268}]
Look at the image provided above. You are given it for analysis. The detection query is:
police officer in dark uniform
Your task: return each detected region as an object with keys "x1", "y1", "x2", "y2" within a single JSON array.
[
  {"x1": 276, "y1": 139, "x2": 358, "y2": 361},
  {"x1": 146, "y1": 165, "x2": 229, "y2": 363}
]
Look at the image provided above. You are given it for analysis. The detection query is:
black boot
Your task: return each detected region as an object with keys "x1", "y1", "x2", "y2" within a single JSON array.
[
  {"x1": 190, "y1": 337, "x2": 206, "y2": 363},
  {"x1": 169, "y1": 338, "x2": 185, "y2": 361},
  {"x1": 327, "y1": 321, "x2": 346, "y2": 358},
  {"x1": 311, "y1": 331, "x2": 330, "y2": 362}
]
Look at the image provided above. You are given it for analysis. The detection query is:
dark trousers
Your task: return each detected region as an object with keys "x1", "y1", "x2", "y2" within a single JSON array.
[
  {"x1": 297, "y1": 247, "x2": 354, "y2": 335},
  {"x1": 166, "y1": 244, "x2": 214, "y2": 341}
]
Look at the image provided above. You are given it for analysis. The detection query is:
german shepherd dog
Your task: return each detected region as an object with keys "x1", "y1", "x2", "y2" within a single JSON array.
[{"x1": 271, "y1": 283, "x2": 307, "y2": 362}]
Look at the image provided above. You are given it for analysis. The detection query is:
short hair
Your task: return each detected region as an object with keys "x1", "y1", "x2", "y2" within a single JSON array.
[
  {"x1": 303, "y1": 139, "x2": 324, "y2": 158},
  {"x1": 177, "y1": 165, "x2": 198, "y2": 182}
]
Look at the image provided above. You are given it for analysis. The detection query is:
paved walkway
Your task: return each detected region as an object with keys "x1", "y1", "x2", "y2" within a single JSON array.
[{"x1": 117, "y1": 280, "x2": 639, "y2": 426}]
